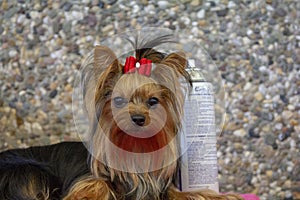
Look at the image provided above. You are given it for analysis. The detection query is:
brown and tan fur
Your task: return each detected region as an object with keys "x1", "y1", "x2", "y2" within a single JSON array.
[{"x1": 64, "y1": 36, "x2": 243, "y2": 200}]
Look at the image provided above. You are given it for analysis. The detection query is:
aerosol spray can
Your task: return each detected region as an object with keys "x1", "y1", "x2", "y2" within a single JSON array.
[{"x1": 178, "y1": 59, "x2": 219, "y2": 192}]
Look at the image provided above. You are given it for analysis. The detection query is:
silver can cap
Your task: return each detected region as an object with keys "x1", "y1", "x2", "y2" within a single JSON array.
[{"x1": 187, "y1": 59, "x2": 205, "y2": 82}]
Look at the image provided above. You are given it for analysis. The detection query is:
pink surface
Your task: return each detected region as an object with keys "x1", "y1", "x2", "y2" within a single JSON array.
[{"x1": 240, "y1": 194, "x2": 260, "y2": 200}]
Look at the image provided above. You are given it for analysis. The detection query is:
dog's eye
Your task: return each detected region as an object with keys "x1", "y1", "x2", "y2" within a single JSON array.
[
  {"x1": 104, "y1": 90, "x2": 112, "y2": 97},
  {"x1": 147, "y1": 97, "x2": 159, "y2": 108},
  {"x1": 113, "y1": 97, "x2": 128, "y2": 108}
]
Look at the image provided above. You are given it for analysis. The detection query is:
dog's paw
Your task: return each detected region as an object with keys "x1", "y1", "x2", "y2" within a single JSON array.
[{"x1": 63, "y1": 176, "x2": 112, "y2": 200}]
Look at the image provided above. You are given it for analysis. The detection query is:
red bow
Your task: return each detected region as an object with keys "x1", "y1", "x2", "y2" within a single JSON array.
[{"x1": 123, "y1": 56, "x2": 152, "y2": 76}]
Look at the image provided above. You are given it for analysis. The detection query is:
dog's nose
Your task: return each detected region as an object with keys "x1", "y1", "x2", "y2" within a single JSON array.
[{"x1": 131, "y1": 114, "x2": 145, "y2": 126}]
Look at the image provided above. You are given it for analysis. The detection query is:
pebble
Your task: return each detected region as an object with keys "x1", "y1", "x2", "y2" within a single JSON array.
[
  {"x1": 278, "y1": 133, "x2": 289, "y2": 142},
  {"x1": 254, "y1": 91, "x2": 264, "y2": 101},
  {"x1": 63, "y1": 21, "x2": 72, "y2": 34},
  {"x1": 102, "y1": 24, "x2": 114, "y2": 34},
  {"x1": 248, "y1": 127, "x2": 260, "y2": 138},
  {"x1": 157, "y1": 1, "x2": 169, "y2": 9},
  {"x1": 49, "y1": 89, "x2": 58, "y2": 98},
  {"x1": 275, "y1": 7, "x2": 287, "y2": 17},
  {"x1": 197, "y1": 9, "x2": 205, "y2": 19},
  {"x1": 264, "y1": 133, "x2": 277, "y2": 149},
  {"x1": 266, "y1": 170, "x2": 273, "y2": 178},
  {"x1": 62, "y1": 2, "x2": 73, "y2": 11},
  {"x1": 64, "y1": 84, "x2": 73, "y2": 92},
  {"x1": 243, "y1": 82, "x2": 252, "y2": 90},
  {"x1": 233, "y1": 129, "x2": 246, "y2": 137},
  {"x1": 227, "y1": 1, "x2": 236, "y2": 9},
  {"x1": 106, "y1": 0, "x2": 117, "y2": 5},
  {"x1": 275, "y1": 123, "x2": 283, "y2": 130},
  {"x1": 4, "y1": 6, "x2": 20, "y2": 18},
  {"x1": 282, "y1": 110, "x2": 293, "y2": 120},
  {"x1": 266, "y1": 0, "x2": 272, "y2": 4},
  {"x1": 191, "y1": 0, "x2": 201, "y2": 7},
  {"x1": 8, "y1": 49, "x2": 18, "y2": 58},
  {"x1": 242, "y1": 37, "x2": 251, "y2": 45},
  {"x1": 216, "y1": 8, "x2": 228, "y2": 17}
]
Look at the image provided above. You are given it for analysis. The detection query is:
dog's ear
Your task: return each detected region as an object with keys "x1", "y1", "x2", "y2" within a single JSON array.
[
  {"x1": 152, "y1": 51, "x2": 191, "y2": 84},
  {"x1": 160, "y1": 51, "x2": 191, "y2": 84},
  {"x1": 94, "y1": 46, "x2": 118, "y2": 70},
  {"x1": 152, "y1": 51, "x2": 191, "y2": 120},
  {"x1": 161, "y1": 51, "x2": 187, "y2": 74},
  {"x1": 81, "y1": 46, "x2": 122, "y2": 126},
  {"x1": 93, "y1": 46, "x2": 122, "y2": 97},
  {"x1": 81, "y1": 46, "x2": 120, "y2": 98}
]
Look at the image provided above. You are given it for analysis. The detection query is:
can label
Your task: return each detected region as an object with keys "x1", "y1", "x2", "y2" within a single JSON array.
[{"x1": 179, "y1": 81, "x2": 219, "y2": 192}]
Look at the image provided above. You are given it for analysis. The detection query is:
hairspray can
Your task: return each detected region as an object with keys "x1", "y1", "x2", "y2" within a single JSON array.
[{"x1": 178, "y1": 59, "x2": 219, "y2": 192}]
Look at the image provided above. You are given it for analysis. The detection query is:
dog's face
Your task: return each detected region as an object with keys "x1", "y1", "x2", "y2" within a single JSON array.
[
  {"x1": 81, "y1": 44, "x2": 191, "y2": 198},
  {"x1": 102, "y1": 73, "x2": 178, "y2": 154},
  {"x1": 103, "y1": 73, "x2": 170, "y2": 153}
]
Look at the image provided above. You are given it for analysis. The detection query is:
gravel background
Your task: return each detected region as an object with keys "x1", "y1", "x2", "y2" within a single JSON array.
[{"x1": 0, "y1": 0, "x2": 299, "y2": 199}]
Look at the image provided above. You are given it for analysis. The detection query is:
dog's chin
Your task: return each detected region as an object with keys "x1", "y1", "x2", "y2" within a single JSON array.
[{"x1": 109, "y1": 125, "x2": 171, "y2": 153}]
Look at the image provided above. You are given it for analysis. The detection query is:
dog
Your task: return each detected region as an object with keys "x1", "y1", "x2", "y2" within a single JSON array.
[{"x1": 0, "y1": 34, "x2": 242, "y2": 200}]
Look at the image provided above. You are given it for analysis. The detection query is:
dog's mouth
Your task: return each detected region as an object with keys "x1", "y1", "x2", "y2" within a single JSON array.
[
  {"x1": 109, "y1": 126, "x2": 170, "y2": 153},
  {"x1": 110, "y1": 112, "x2": 165, "y2": 138},
  {"x1": 121, "y1": 126, "x2": 160, "y2": 138}
]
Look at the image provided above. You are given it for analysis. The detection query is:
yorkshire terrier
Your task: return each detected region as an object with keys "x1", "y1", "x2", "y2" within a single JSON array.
[{"x1": 0, "y1": 34, "x2": 242, "y2": 200}]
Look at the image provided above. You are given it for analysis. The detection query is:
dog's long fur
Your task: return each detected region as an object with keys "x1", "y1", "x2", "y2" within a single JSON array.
[{"x1": 0, "y1": 35, "x2": 243, "y2": 200}]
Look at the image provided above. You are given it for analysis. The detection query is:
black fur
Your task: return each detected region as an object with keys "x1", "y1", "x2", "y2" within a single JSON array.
[{"x1": 0, "y1": 142, "x2": 89, "y2": 200}]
